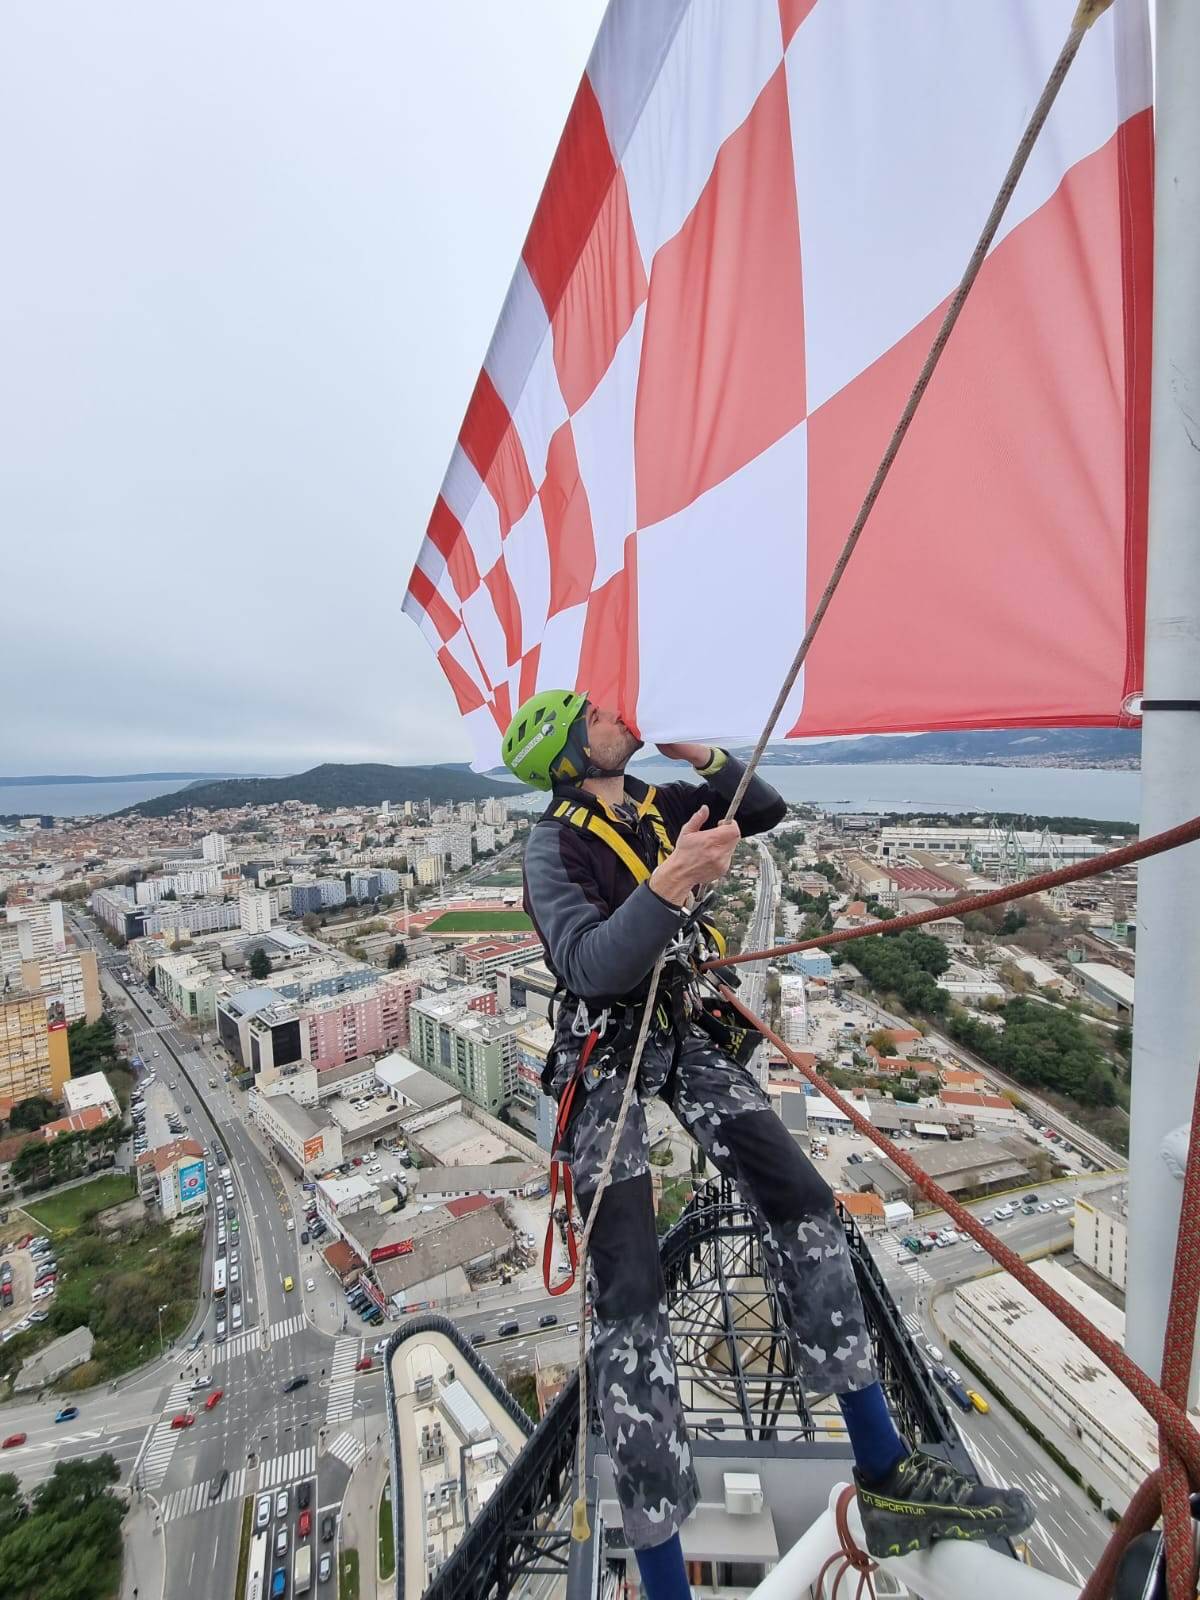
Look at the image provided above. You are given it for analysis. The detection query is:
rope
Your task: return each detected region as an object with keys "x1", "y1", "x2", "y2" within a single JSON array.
[
  {"x1": 1148, "y1": 1064, "x2": 1200, "y2": 1597},
  {"x1": 560, "y1": 0, "x2": 1114, "y2": 1547},
  {"x1": 701, "y1": 813, "x2": 1200, "y2": 973},
  {"x1": 569, "y1": 950, "x2": 670, "y2": 1540},
  {"x1": 721, "y1": 0, "x2": 1111, "y2": 827},
  {"x1": 711, "y1": 979, "x2": 1200, "y2": 1501},
  {"x1": 814, "y1": 1484, "x2": 878, "y2": 1600}
]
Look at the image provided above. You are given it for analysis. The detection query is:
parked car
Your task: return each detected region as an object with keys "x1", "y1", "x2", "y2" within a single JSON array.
[
  {"x1": 300, "y1": 1231, "x2": 309, "y2": 1245},
  {"x1": 305, "y1": 1278, "x2": 315, "y2": 1292}
]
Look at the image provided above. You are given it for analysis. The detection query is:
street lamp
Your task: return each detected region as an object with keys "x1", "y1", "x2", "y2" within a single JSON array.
[{"x1": 157, "y1": 1304, "x2": 169, "y2": 1359}]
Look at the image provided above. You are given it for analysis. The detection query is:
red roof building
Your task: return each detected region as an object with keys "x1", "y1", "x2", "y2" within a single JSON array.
[
  {"x1": 445, "y1": 1194, "x2": 497, "y2": 1219},
  {"x1": 40, "y1": 1105, "x2": 111, "y2": 1139}
]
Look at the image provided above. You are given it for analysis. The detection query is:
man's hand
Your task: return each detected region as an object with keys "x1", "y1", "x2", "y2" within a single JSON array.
[
  {"x1": 649, "y1": 805, "x2": 740, "y2": 907},
  {"x1": 656, "y1": 742, "x2": 712, "y2": 768}
]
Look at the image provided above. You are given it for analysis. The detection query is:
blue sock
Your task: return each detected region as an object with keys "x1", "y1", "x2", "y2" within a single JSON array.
[
  {"x1": 838, "y1": 1381, "x2": 909, "y2": 1485},
  {"x1": 635, "y1": 1531, "x2": 691, "y2": 1600}
]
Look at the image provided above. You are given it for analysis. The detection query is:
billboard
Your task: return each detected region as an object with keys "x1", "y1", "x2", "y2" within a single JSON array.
[
  {"x1": 370, "y1": 1239, "x2": 414, "y2": 1265},
  {"x1": 302, "y1": 1135, "x2": 325, "y2": 1164},
  {"x1": 178, "y1": 1160, "x2": 207, "y2": 1206},
  {"x1": 45, "y1": 994, "x2": 67, "y2": 1031}
]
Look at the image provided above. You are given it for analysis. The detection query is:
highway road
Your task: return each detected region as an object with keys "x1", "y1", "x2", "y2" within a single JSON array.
[
  {"x1": 45, "y1": 913, "x2": 382, "y2": 1598},
  {"x1": 862, "y1": 1196, "x2": 1115, "y2": 1586}
]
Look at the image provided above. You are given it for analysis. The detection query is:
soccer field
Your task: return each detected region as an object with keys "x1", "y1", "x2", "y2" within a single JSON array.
[{"x1": 425, "y1": 909, "x2": 534, "y2": 934}]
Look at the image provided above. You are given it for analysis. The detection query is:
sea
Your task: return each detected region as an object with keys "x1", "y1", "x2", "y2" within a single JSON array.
[
  {"x1": 0, "y1": 763, "x2": 1141, "y2": 831},
  {"x1": 0, "y1": 776, "x2": 203, "y2": 822},
  {"x1": 627, "y1": 760, "x2": 1141, "y2": 826}
]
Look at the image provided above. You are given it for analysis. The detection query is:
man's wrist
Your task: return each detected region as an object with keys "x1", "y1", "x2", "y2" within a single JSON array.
[
  {"x1": 649, "y1": 861, "x2": 690, "y2": 908},
  {"x1": 695, "y1": 746, "x2": 726, "y2": 776}
]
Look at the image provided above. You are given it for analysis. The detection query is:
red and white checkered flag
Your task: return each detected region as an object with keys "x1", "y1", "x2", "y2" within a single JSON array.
[{"x1": 405, "y1": 0, "x2": 1152, "y2": 769}]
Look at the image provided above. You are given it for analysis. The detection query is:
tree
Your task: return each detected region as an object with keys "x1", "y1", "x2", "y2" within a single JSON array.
[
  {"x1": 0, "y1": 1453, "x2": 124, "y2": 1600},
  {"x1": 301, "y1": 912, "x2": 321, "y2": 934},
  {"x1": 249, "y1": 947, "x2": 272, "y2": 981},
  {"x1": 865, "y1": 1029, "x2": 895, "y2": 1057},
  {"x1": 8, "y1": 1096, "x2": 55, "y2": 1132}
]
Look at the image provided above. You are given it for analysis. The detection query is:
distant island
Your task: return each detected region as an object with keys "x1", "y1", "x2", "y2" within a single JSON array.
[
  {"x1": 715, "y1": 727, "x2": 1140, "y2": 771},
  {"x1": 0, "y1": 771, "x2": 248, "y2": 786},
  {"x1": 124, "y1": 762, "x2": 522, "y2": 817}
]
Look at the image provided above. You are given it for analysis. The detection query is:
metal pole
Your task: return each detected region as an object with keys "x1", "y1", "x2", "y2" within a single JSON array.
[{"x1": 1125, "y1": 0, "x2": 1200, "y2": 1397}]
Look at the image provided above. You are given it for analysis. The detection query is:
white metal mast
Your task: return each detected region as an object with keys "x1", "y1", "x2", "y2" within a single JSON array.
[{"x1": 1124, "y1": 0, "x2": 1200, "y2": 1399}]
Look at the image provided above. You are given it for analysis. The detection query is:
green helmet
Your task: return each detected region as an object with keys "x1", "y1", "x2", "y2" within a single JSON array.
[{"x1": 502, "y1": 689, "x2": 587, "y2": 791}]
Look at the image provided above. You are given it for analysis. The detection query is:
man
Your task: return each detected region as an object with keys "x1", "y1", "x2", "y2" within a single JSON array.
[{"x1": 505, "y1": 691, "x2": 1033, "y2": 1596}]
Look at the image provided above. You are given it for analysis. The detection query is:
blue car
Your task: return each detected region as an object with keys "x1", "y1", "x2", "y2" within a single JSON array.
[
  {"x1": 271, "y1": 1569, "x2": 287, "y2": 1597},
  {"x1": 54, "y1": 1406, "x2": 79, "y2": 1424}
]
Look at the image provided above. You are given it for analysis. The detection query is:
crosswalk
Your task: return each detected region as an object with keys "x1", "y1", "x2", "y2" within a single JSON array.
[
  {"x1": 877, "y1": 1236, "x2": 929, "y2": 1285},
  {"x1": 325, "y1": 1429, "x2": 366, "y2": 1471},
  {"x1": 139, "y1": 1381, "x2": 192, "y2": 1488},
  {"x1": 325, "y1": 1336, "x2": 359, "y2": 1428},
  {"x1": 268, "y1": 1313, "x2": 306, "y2": 1342},
  {"x1": 257, "y1": 1445, "x2": 317, "y2": 1490},
  {"x1": 902, "y1": 1312, "x2": 923, "y2": 1338},
  {"x1": 160, "y1": 1468, "x2": 247, "y2": 1522},
  {"x1": 213, "y1": 1327, "x2": 260, "y2": 1363}
]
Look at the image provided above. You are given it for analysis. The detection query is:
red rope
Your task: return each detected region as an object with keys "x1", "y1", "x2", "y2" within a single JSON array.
[
  {"x1": 814, "y1": 1484, "x2": 878, "y2": 1600},
  {"x1": 1148, "y1": 1064, "x2": 1200, "y2": 1597},
  {"x1": 712, "y1": 982, "x2": 1200, "y2": 1500},
  {"x1": 700, "y1": 813, "x2": 1200, "y2": 972}
]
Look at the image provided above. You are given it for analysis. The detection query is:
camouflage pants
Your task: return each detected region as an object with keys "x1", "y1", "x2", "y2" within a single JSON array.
[{"x1": 560, "y1": 1026, "x2": 878, "y2": 1550}]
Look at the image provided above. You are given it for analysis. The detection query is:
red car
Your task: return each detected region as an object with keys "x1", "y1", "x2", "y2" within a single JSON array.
[
  {"x1": 170, "y1": 1413, "x2": 195, "y2": 1430},
  {"x1": 297, "y1": 1509, "x2": 312, "y2": 1539},
  {"x1": 15, "y1": 1235, "x2": 32, "y2": 1250},
  {"x1": 355, "y1": 1356, "x2": 372, "y2": 1372},
  {"x1": 1, "y1": 1433, "x2": 26, "y2": 1450},
  {"x1": 205, "y1": 1389, "x2": 224, "y2": 1411}
]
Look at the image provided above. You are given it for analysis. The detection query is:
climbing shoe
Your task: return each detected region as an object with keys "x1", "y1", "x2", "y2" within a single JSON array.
[{"x1": 855, "y1": 1447, "x2": 1035, "y2": 1558}]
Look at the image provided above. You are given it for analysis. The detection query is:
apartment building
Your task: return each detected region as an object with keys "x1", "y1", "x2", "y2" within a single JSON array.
[
  {"x1": 1073, "y1": 1184, "x2": 1129, "y2": 1293},
  {"x1": 0, "y1": 989, "x2": 71, "y2": 1103},
  {"x1": 409, "y1": 989, "x2": 521, "y2": 1116},
  {"x1": 19, "y1": 946, "x2": 102, "y2": 1025}
]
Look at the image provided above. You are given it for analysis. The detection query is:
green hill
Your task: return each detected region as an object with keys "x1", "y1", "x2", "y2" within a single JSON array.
[{"x1": 124, "y1": 762, "x2": 522, "y2": 817}]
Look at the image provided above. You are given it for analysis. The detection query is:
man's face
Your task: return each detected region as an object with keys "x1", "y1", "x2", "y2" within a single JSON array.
[{"x1": 584, "y1": 702, "x2": 641, "y2": 772}]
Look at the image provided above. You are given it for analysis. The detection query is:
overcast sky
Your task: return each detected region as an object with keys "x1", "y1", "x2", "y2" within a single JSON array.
[{"x1": 0, "y1": 2, "x2": 606, "y2": 776}]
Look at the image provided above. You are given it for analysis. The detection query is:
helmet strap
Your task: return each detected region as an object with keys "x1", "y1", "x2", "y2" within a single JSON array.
[{"x1": 551, "y1": 713, "x2": 641, "y2": 788}]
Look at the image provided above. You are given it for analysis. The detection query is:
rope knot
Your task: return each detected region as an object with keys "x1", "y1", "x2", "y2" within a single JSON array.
[{"x1": 815, "y1": 1484, "x2": 878, "y2": 1600}]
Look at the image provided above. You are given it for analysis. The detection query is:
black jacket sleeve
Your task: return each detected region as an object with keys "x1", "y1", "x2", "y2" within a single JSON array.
[
  {"x1": 656, "y1": 752, "x2": 786, "y2": 838},
  {"x1": 522, "y1": 823, "x2": 683, "y2": 1003}
]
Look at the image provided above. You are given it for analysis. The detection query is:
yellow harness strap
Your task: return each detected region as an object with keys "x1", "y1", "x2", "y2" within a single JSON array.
[{"x1": 550, "y1": 795, "x2": 727, "y2": 958}]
